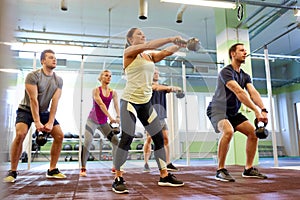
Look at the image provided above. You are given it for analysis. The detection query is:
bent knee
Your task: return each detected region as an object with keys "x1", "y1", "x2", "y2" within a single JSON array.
[
  {"x1": 222, "y1": 131, "x2": 234, "y2": 140},
  {"x1": 145, "y1": 136, "x2": 152, "y2": 144},
  {"x1": 111, "y1": 135, "x2": 119, "y2": 146},
  {"x1": 15, "y1": 131, "x2": 27, "y2": 142},
  {"x1": 163, "y1": 137, "x2": 169, "y2": 146},
  {"x1": 217, "y1": 119, "x2": 234, "y2": 134},
  {"x1": 51, "y1": 131, "x2": 64, "y2": 142},
  {"x1": 248, "y1": 130, "x2": 258, "y2": 140}
]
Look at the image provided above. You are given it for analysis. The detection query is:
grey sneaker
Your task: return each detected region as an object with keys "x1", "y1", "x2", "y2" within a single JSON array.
[
  {"x1": 167, "y1": 163, "x2": 179, "y2": 171},
  {"x1": 3, "y1": 170, "x2": 18, "y2": 183},
  {"x1": 112, "y1": 176, "x2": 128, "y2": 194},
  {"x1": 242, "y1": 167, "x2": 267, "y2": 179},
  {"x1": 143, "y1": 163, "x2": 150, "y2": 172},
  {"x1": 158, "y1": 173, "x2": 184, "y2": 187},
  {"x1": 215, "y1": 168, "x2": 235, "y2": 182}
]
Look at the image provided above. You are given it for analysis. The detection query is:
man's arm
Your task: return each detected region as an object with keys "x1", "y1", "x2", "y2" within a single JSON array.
[
  {"x1": 246, "y1": 83, "x2": 265, "y2": 110},
  {"x1": 152, "y1": 84, "x2": 181, "y2": 93},
  {"x1": 25, "y1": 83, "x2": 44, "y2": 131},
  {"x1": 44, "y1": 88, "x2": 62, "y2": 132},
  {"x1": 93, "y1": 88, "x2": 114, "y2": 123},
  {"x1": 246, "y1": 83, "x2": 268, "y2": 121},
  {"x1": 226, "y1": 80, "x2": 262, "y2": 118}
]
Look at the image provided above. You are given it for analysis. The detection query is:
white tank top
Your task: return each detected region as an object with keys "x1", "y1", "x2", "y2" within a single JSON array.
[{"x1": 121, "y1": 53, "x2": 155, "y2": 104}]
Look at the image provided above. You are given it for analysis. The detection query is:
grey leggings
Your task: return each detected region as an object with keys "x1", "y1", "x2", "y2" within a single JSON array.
[
  {"x1": 115, "y1": 99, "x2": 166, "y2": 170},
  {"x1": 81, "y1": 119, "x2": 119, "y2": 167}
]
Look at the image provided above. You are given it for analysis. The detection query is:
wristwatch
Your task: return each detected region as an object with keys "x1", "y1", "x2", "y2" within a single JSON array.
[{"x1": 261, "y1": 108, "x2": 268, "y2": 113}]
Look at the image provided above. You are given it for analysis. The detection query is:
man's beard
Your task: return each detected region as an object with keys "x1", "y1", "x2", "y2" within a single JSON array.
[
  {"x1": 238, "y1": 58, "x2": 245, "y2": 64},
  {"x1": 47, "y1": 65, "x2": 56, "y2": 70}
]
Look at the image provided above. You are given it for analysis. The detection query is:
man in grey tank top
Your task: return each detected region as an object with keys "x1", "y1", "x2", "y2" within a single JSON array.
[{"x1": 3, "y1": 49, "x2": 66, "y2": 183}]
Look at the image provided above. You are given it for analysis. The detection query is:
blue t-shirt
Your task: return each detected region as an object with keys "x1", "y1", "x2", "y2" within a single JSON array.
[
  {"x1": 208, "y1": 64, "x2": 252, "y2": 116},
  {"x1": 151, "y1": 89, "x2": 167, "y2": 120}
]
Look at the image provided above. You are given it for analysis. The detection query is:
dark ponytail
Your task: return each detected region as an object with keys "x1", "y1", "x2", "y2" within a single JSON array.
[{"x1": 125, "y1": 27, "x2": 138, "y2": 49}]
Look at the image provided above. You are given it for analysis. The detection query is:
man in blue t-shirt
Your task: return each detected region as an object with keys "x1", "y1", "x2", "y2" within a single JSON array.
[
  {"x1": 143, "y1": 67, "x2": 181, "y2": 172},
  {"x1": 207, "y1": 43, "x2": 268, "y2": 182}
]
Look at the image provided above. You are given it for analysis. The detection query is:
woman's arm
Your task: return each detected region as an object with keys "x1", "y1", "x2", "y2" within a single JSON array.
[
  {"x1": 151, "y1": 45, "x2": 182, "y2": 63},
  {"x1": 152, "y1": 84, "x2": 181, "y2": 93},
  {"x1": 123, "y1": 36, "x2": 183, "y2": 68}
]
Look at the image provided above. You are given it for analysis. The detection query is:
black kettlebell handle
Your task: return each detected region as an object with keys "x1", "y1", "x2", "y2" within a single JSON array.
[
  {"x1": 254, "y1": 118, "x2": 267, "y2": 128},
  {"x1": 176, "y1": 90, "x2": 185, "y2": 99},
  {"x1": 254, "y1": 118, "x2": 269, "y2": 139},
  {"x1": 110, "y1": 123, "x2": 120, "y2": 135},
  {"x1": 35, "y1": 130, "x2": 50, "y2": 146}
]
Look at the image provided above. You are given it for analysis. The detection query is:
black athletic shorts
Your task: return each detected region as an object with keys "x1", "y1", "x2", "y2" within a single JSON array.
[
  {"x1": 15, "y1": 108, "x2": 59, "y2": 128},
  {"x1": 207, "y1": 106, "x2": 247, "y2": 133}
]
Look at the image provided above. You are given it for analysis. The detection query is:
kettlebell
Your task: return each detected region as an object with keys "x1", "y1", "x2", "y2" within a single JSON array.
[
  {"x1": 186, "y1": 37, "x2": 201, "y2": 51},
  {"x1": 174, "y1": 37, "x2": 200, "y2": 52},
  {"x1": 254, "y1": 118, "x2": 269, "y2": 139},
  {"x1": 176, "y1": 90, "x2": 185, "y2": 99},
  {"x1": 88, "y1": 153, "x2": 95, "y2": 161},
  {"x1": 35, "y1": 130, "x2": 49, "y2": 146},
  {"x1": 65, "y1": 154, "x2": 73, "y2": 162},
  {"x1": 110, "y1": 123, "x2": 120, "y2": 135}
]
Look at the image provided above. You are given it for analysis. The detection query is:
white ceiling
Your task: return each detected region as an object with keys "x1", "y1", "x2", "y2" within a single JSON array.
[
  {"x1": 0, "y1": 0, "x2": 296, "y2": 88},
  {"x1": 12, "y1": 0, "x2": 300, "y2": 56}
]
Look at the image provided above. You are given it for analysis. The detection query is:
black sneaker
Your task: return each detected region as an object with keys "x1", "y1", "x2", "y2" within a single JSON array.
[
  {"x1": 158, "y1": 173, "x2": 184, "y2": 187},
  {"x1": 3, "y1": 170, "x2": 18, "y2": 183},
  {"x1": 215, "y1": 168, "x2": 235, "y2": 182},
  {"x1": 46, "y1": 168, "x2": 66, "y2": 179},
  {"x1": 112, "y1": 177, "x2": 128, "y2": 194},
  {"x1": 167, "y1": 163, "x2": 179, "y2": 172},
  {"x1": 242, "y1": 167, "x2": 267, "y2": 179}
]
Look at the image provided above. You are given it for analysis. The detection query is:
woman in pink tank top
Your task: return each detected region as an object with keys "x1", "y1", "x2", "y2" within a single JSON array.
[{"x1": 80, "y1": 70, "x2": 120, "y2": 177}]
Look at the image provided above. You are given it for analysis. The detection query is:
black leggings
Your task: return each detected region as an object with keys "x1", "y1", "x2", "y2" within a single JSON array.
[{"x1": 115, "y1": 99, "x2": 166, "y2": 170}]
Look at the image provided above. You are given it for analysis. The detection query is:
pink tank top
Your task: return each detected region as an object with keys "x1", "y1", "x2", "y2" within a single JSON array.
[{"x1": 88, "y1": 87, "x2": 113, "y2": 124}]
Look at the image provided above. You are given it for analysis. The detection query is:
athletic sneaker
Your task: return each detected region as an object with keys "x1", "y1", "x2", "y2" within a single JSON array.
[
  {"x1": 112, "y1": 176, "x2": 128, "y2": 194},
  {"x1": 80, "y1": 168, "x2": 87, "y2": 177},
  {"x1": 215, "y1": 168, "x2": 235, "y2": 182},
  {"x1": 3, "y1": 170, "x2": 18, "y2": 183},
  {"x1": 158, "y1": 173, "x2": 184, "y2": 187},
  {"x1": 46, "y1": 168, "x2": 66, "y2": 179},
  {"x1": 167, "y1": 163, "x2": 179, "y2": 171},
  {"x1": 242, "y1": 167, "x2": 267, "y2": 179},
  {"x1": 143, "y1": 163, "x2": 151, "y2": 172}
]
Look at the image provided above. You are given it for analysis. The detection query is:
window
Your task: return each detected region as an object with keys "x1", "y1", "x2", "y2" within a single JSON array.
[{"x1": 261, "y1": 96, "x2": 277, "y2": 131}]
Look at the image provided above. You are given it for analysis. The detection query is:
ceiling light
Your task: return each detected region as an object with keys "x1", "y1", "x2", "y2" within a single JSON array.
[
  {"x1": 139, "y1": 0, "x2": 148, "y2": 20},
  {"x1": 61, "y1": 0, "x2": 68, "y2": 11},
  {"x1": 294, "y1": 9, "x2": 300, "y2": 16},
  {"x1": 176, "y1": 5, "x2": 187, "y2": 23},
  {"x1": 161, "y1": 0, "x2": 236, "y2": 9}
]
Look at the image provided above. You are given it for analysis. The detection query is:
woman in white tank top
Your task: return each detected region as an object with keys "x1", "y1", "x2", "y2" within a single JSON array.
[{"x1": 112, "y1": 28, "x2": 186, "y2": 194}]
